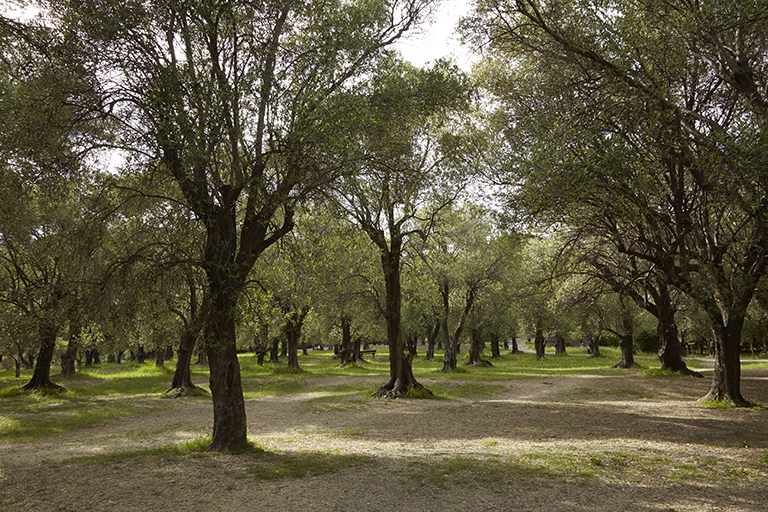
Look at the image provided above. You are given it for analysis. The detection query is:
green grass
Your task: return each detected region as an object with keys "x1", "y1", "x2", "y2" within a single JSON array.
[
  {"x1": 430, "y1": 381, "x2": 507, "y2": 398},
  {"x1": 569, "y1": 387, "x2": 661, "y2": 399},
  {"x1": 0, "y1": 395, "x2": 157, "y2": 442},
  {"x1": 699, "y1": 398, "x2": 765, "y2": 410},
  {"x1": 405, "y1": 449, "x2": 767, "y2": 488},
  {"x1": 1, "y1": 345, "x2": 764, "y2": 446},
  {"x1": 59, "y1": 435, "x2": 217, "y2": 465},
  {"x1": 246, "y1": 450, "x2": 372, "y2": 480}
]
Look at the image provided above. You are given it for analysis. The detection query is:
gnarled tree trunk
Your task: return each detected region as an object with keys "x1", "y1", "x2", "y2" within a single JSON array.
[
  {"x1": 60, "y1": 321, "x2": 80, "y2": 377},
  {"x1": 614, "y1": 302, "x2": 635, "y2": 369},
  {"x1": 205, "y1": 284, "x2": 248, "y2": 452},
  {"x1": 24, "y1": 323, "x2": 65, "y2": 393},
  {"x1": 554, "y1": 332, "x2": 566, "y2": 355},
  {"x1": 167, "y1": 319, "x2": 204, "y2": 397},
  {"x1": 466, "y1": 327, "x2": 492, "y2": 367},
  {"x1": 284, "y1": 306, "x2": 309, "y2": 370},
  {"x1": 587, "y1": 334, "x2": 601, "y2": 358},
  {"x1": 534, "y1": 329, "x2": 546, "y2": 361},
  {"x1": 657, "y1": 296, "x2": 701, "y2": 377},
  {"x1": 701, "y1": 312, "x2": 748, "y2": 406},
  {"x1": 490, "y1": 332, "x2": 501, "y2": 358},
  {"x1": 441, "y1": 285, "x2": 477, "y2": 372},
  {"x1": 373, "y1": 242, "x2": 430, "y2": 398},
  {"x1": 339, "y1": 316, "x2": 354, "y2": 367},
  {"x1": 426, "y1": 320, "x2": 439, "y2": 361}
]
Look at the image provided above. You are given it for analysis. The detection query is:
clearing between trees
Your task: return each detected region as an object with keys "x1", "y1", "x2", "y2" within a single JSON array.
[{"x1": 1, "y1": 355, "x2": 767, "y2": 512}]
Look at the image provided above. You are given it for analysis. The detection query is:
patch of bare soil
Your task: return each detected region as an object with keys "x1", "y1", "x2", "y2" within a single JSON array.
[{"x1": 2, "y1": 369, "x2": 768, "y2": 512}]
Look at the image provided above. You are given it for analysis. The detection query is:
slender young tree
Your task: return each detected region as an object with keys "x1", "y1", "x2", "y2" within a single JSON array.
[{"x1": 331, "y1": 57, "x2": 475, "y2": 397}]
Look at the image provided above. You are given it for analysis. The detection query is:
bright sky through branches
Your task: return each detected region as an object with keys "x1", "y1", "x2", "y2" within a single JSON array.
[{"x1": 394, "y1": 0, "x2": 474, "y2": 70}]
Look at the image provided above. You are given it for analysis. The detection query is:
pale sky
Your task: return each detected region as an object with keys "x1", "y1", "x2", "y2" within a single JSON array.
[{"x1": 394, "y1": 0, "x2": 475, "y2": 70}]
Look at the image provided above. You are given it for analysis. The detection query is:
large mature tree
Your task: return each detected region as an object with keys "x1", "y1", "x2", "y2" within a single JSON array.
[
  {"x1": 332, "y1": 56, "x2": 475, "y2": 397},
  {"x1": 48, "y1": 0, "x2": 438, "y2": 449},
  {"x1": 468, "y1": 0, "x2": 768, "y2": 405}
]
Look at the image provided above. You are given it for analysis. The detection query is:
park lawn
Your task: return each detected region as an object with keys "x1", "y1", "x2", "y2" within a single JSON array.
[{"x1": 1, "y1": 346, "x2": 765, "y2": 443}]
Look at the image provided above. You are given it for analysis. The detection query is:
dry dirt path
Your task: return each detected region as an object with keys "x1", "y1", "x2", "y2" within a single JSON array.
[{"x1": 1, "y1": 370, "x2": 767, "y2": 512}]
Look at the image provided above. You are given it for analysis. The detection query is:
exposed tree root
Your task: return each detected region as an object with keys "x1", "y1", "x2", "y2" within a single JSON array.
[
  {"x1": 22, "y1": 381, "x2": 66, "y2": 394},
  {"x1": 661, "y1": 363, "x2": 704, "y2": 378},
  {"x1": 464, "y1": 359, "x2": 493, "y2": 367},
  {"x1": 372, "y1": 360, "x2": 433, "y2": 399},
  {"x1": 372, "y1": 380, "x2": 432, "y2": 399},
  {"x1": 162, "y1": 384, "x2": 208, "y2": 398},
  {"x1": 697, "y1": 390, "x2": 752, "y2": 408}
]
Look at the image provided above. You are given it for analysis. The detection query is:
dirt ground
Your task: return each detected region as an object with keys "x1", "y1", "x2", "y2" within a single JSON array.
[{"x1": 1, "y1": 368, "x2": 767, "y2": 512}]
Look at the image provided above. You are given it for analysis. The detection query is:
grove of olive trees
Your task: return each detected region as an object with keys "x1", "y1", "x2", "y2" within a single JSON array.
[{"x1": 2, "y1": 0, "x2": 768, "y2": 458}]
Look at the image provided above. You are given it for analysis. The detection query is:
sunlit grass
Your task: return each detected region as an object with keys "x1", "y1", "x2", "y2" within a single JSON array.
[
  {"x1": 405, "y1": 449, "x2": 767, "y2": 488},
  {"x1": 0, "y1": 395, "x2": 151, "y2": 442},
  {"x1": 1, "y1": 342, "x2": 765, "y2": 446},
  {"x1": 59, "y1": 435, "x2": 224, "y2": 465}
]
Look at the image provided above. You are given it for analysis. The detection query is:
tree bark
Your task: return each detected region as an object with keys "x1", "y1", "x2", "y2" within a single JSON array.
[
  {"x1": 135, "y1": 345, "x2": 147, "y2": 365},
  {"x1": 167, "y1": 319, "x2": 204, "y2": 397},
  {"x1": 406, "y1": 332, "x2": 417, "y2": 358},
  {"x1": 441, "y1": 285, "x2": 476, "y2": 372},
  {"x1": 614, "y1": 332, "x2": 635, "y2": 368},
  {"x1": 60, "y1": 321, "x2": 80, "y2": 377},
  {"x1": 466, "y1": 327, "x2": 493, "y2": 367},
  {"x1": 352, "y1": 336, "x2": 362, "y2": 362},
  {"x1": 205, "y1": 288, "x2": 248, "y2": 452},
  {"x1": 201, "y1": 200, "x2": 250, "y2": 452},
  {"x1": 339, "y1": 315, "x2": 353, "y2": 367},
  {"x1": 587, "y1": 334, "x2": 601, "y2": 358},
  {"x1": 269, "y1": 336, "x2": 280, "y2": 363},
  {"x1": 439, "y1": 280, "x2": 456, "y2": 371},
  {"x1": 509, "y1": 337, "x2": 519, "y2": 354},
  {"x1": 284, "y1": 306, "x2": 309, "y2": 370},
  {"x1": 656, "y1": 295, "x2": 701, "y2": 377},
  {"x1": 490, "y1": 332, "x2": 501, "y2": 358},
  {"x1": 554, "y1": 332, "x2": 566, "y2": 355},
  {"x1": 426, "y1": 321, "x2": 439, "y2": 361},
  {"x1": 700, "y1": 313, "x2": 748, "y2": 405},
  {"x1": 167, "y1": 281, "x2": 206, "y2": 397},
  {"x1": 373, "y1": 242, "x2": 430, "y2": 398},
  {"x1": 534, "y1": 328, "x2": 546, "y2": 360},
  {"x1": 614, "y1": 302, "x2": 635, "y2": 369},
  {"x1": 154, "y1": 347, "x2": 166, "y2": 367},
  {"x1": 23, "y1": 323, "x2": 65, "y2": 392}
]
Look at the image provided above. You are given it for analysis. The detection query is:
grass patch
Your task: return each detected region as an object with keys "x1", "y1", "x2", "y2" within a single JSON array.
[
  {"x1": 298, "y1": 393, "x2": 371, "y2": 413},
  {"x1": 431, "y1": 382, "x2": 507, "y2": 399},
  {"x1": 0, "y1": 396, "x2": 154, "y2": 442},
  {"x1": 408, "y1": 456, "x2": 509, "y2": 487},
  {"x1": 329, "y1": 427, "x2": 369, "y2": 438},
  {"x1": 405, "y1": 448, "x2": 765, "y2": 489},
  {"x1": 242, "y1": 377, "x2": 309, "y2": 398},
  {"x1": 569, "y1": 387, "x2": 660, "y2": 399},
  {"x1": 643, "y1": 368, "x2": 692, "y2": 378},
  {"x1": 59, "y1": 435, "x2": 220, "y2": 465},
  {"x1": 246, "y1": 450, "x2": 371, "y2": 480},
  {"x1": 699, "y1": 398, "x2": 765, "y2": 410}
]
